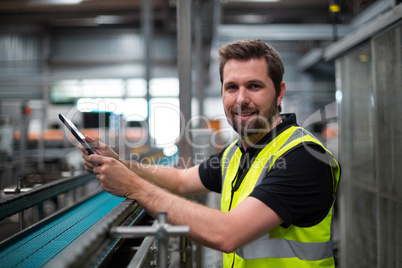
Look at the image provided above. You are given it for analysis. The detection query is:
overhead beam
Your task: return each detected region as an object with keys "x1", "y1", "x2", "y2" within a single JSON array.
[
  {"x1": 218, "y1": 24, "x2": 356, "y2": 42},
  {"x1": 297, "y1": 48, "x2": 324, "y2": 71}
]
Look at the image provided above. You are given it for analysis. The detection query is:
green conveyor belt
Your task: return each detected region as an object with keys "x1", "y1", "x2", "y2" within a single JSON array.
[{"x1": 0, "y1": 191, "x2": 125, "y2": 268}]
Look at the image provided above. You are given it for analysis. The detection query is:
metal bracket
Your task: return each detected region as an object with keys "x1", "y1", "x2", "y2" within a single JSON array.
[{"x1": 111, "y1": 211, "x2": 189, "y2": 268}]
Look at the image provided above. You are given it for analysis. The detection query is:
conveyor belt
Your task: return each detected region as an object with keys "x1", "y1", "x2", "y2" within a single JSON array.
[
  {"x1": 0, "y1": 191, "x2": 125, "y2": 268},
  {"x1": 0, "y1": 173, "x2": 97, "y2": 221}
]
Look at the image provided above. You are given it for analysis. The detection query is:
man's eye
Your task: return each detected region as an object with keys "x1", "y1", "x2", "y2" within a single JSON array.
[
  {"x1": 226, "y1": 85, "x2": 237, "y2": 91},
  {"x1": 250, "y1": 84, "x2": 261, "y2": 89}
]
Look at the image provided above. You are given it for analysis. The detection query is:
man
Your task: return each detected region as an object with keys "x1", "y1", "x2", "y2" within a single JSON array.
[{"x1": 81, "y1": 39, "x2": 340, "y2": 267}]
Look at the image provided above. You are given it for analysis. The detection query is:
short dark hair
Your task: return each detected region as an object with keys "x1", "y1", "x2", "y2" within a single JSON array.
[{"x1": 218, "y1": 39, "x2": 285, "y2": 112}]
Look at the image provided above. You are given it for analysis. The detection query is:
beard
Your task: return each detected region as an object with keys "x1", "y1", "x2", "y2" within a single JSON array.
[{"x1": 226, "y1": 98, "x2": 278, "y2": 141}]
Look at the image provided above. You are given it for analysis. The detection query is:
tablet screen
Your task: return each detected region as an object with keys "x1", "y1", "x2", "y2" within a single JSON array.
[{"x1": 59, "y1": 113, "x2": 95, "y2": 155}]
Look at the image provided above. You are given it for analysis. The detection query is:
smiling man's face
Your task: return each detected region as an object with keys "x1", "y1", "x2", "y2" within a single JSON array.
[{"x1": 222, "y1": 58, "x2": 283, "y2": 145}]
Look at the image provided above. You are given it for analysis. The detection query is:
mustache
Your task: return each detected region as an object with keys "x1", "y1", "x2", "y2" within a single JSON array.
[{"x1": 231, "y1": 104, "x2": 258, "y2": 114}]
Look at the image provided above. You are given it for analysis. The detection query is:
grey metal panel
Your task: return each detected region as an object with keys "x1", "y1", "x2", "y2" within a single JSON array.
[
  {"x1": 396, "y1": 201, "x2": 402, "y2": 267},
  {"x1": 344, "y1": 185, "x2": 378, "y2": 267},
  {"x1": 0, "y1": 33, "x2": 43, "y2": 61},
  {"x1": 379, "y1": 197, "x2": 401, "y2": 267},
  {"x1": 50, "y1": 30, "x2": 176, "y2": 63},
  {"x1": 337, "y1": 21, "x2": 402, "y2": 268},
  {"x1": 48, "y1": 30, "x2": 177, "y2": 79},
  {"x1": 0, "y1": 33, "x2": 44, "y2": 99},
  {"x1": 373, "y1": 25, "x2": 401, "y2": 195},
  {"x1": 337, "y1": 42, "x2": 376, "y2": 268},
  {"x1": 50, "y1": 30, "x2": 144, "y2": 61},
  {"x1": 372, "y1": 24, "x2": 402, "y2": 268}
]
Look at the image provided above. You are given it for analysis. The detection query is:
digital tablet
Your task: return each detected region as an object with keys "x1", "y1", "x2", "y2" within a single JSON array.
[{"x1": 59, "y1": 113, "x2": 96, "y2": 155}]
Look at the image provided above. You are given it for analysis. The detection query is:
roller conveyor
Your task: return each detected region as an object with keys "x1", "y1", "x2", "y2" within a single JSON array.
[
  {"x1": 0, "y1": 174, "x2": 151, "y2": 268},
  {"x1": 0, "y1": 192, "x2": 124, "y2": 267}
]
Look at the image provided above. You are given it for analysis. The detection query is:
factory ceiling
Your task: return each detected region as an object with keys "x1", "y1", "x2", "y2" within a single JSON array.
[
  {"x1": 0, "y1": 0, "x2": 353, "y2": 30},
  {"x1": 0, "y1": 0, "x2": 389, "y2": 101}
]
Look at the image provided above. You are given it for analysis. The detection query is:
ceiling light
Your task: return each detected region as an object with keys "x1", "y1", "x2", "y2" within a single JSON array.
[
  {"x1": 30, "y1": 0, "x2": 83, "y2": 4},
  {"x1": 224, "y1": 0, "x2": 280, "y2": 2},
  {"x1": 231, "y1": 15, "x2": 273, "y2": 23}
]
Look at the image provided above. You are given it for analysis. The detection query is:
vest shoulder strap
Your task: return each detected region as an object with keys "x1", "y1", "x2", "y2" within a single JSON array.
[{"x1": 221, "y1": 140, "x2": 239, "y2": 187}]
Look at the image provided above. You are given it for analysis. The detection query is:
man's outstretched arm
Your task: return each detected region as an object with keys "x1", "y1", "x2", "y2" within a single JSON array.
[
  {"x1": 87, "y1": 154, "x2": 283, "y2": 253},
  {"x1": 80, "y1": 135, "x2": 208, "y2": 196}
]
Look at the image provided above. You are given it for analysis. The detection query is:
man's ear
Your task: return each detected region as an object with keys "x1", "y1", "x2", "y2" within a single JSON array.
[{"x1": 277, "y1": 82, "x2": 286, "y2": 106}]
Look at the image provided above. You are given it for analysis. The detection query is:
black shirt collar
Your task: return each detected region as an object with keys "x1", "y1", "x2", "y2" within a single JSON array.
[{"x1": 237, "y1": 113, "x2": 299, "y2": 154}]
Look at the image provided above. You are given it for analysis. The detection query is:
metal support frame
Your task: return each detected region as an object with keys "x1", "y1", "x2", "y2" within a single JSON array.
[
  {"x1": 142, "y1": 0, "x2": 152, "y2": 147},
  {"x1": 111, "y1": 212, "x2": 190, "y2": 268},
  {"x1": 127, "y1": 235, "x2": 156, "y2": 268},
  {"x1": 194, "y1": 0, "x2": 205, "y2": 120},
  {"x1": 19, "y1": 102, "x2": 29, "y2": 179},
  {"x1": 177, "y1": 0, "x2": 193, "y2": 167},
  {"x1": 176, "y1": 1, "x2": 193, "y2": 266}
]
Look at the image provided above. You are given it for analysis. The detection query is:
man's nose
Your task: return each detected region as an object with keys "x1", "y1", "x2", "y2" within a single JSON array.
[{"x1": 236, "y1": 87, "x2": 249, "y2": 105}]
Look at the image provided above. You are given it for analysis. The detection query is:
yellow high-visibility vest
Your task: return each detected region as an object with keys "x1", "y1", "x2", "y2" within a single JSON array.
[{"x1": 221, "y1": 126, "x2": 340, "y2": 267}]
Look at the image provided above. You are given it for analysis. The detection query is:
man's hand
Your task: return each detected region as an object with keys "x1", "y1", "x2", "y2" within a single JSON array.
[
  {"x1": 87, "y1": 154, "x2": 138, "y2": 199},
  {"x1": 79, "y1": 135, "x2": 119, "y2": 173}
]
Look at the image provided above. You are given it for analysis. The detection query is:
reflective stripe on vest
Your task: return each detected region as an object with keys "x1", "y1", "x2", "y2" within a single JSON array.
[{"x1": 220, "y1": 126, "x2": 340, "y2": 267}]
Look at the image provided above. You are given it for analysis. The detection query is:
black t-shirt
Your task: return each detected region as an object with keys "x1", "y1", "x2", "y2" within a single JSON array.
[{"x1": 198, "y1": 114, "x2": 336, "y2": 228}]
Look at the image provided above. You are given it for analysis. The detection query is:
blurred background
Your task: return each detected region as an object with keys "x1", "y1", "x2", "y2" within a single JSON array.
[{"x1": 0, "y1": 0, "x2": 401, "y2": 267}]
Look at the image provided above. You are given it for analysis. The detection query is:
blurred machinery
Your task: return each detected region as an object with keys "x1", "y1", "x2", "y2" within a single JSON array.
[
  {"x1": 0, "y1": 99, "x2": 192, "y2": 267},
  {"x1": 0, "y1": 173, "x2": 158, "y2": 268},
  {"x1": 0, "y1": 152, "x2": 190, "y2": 268},
  {"x1": 0, "y1": 99, "x2": 42, "y2": 190}
]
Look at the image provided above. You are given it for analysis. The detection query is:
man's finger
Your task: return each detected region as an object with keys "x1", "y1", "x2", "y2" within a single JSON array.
[
  {"x1": 85, "y1": 135, "x2": 99, "y2": 147},
  {"x1": 85, "y1": 166, "x2": 94, "y2": 173},
  {"x1": 87, "y1": 154, "x2": 107, "y2": 166},
  {"x1": 83, "y1": 159, "x2": 94, "y2": 168}
]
